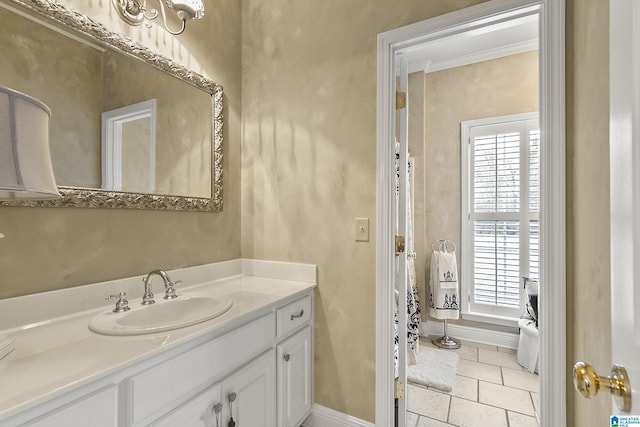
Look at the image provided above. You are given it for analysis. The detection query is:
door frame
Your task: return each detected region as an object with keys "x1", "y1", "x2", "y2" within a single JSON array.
[{"x1": 375, "y1": 0, "x2": 566, "y2": 425}]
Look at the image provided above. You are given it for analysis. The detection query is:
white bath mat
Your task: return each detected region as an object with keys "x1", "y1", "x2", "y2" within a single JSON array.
[{"x1": 407, "y1": 346, "x2": 459, "y2": 392}]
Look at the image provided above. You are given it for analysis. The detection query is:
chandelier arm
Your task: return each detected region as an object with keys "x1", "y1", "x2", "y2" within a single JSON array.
[{"x1": 153, "y1": 0, "x2": 187, "y2": 35}]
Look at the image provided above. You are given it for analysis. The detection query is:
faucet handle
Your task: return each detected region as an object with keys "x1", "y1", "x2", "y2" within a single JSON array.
[
  {"x1": 106, "y1": 292, "x2": 131, "y2": 313},
  {"x1": 164, "y1": 280, "x2": 182, "y2": 300}
]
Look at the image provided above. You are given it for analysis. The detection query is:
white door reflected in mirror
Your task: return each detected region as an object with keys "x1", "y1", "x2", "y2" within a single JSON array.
[{"x1": 102, "y1": 99, "x2": 157, "y2": 194}]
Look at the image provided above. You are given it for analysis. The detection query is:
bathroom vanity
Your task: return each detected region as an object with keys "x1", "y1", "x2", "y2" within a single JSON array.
[{"x1": 0, "y1": 260, "x2": 315, "y2": 427}]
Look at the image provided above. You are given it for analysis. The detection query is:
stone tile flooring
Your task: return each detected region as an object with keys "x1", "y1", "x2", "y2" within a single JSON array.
[{"x1": 406, "y1": 338, "x2": 539, "y2": 427}]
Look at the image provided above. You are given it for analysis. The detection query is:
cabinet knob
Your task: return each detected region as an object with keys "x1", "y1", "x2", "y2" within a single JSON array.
[{"x1": 284, "y1": 353, "x2": 291, "y2": 362}]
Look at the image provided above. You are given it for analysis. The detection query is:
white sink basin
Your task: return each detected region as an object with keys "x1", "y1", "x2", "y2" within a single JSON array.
[{"x1": 89, "y1": 294, "x2": 233, "y2": 336}]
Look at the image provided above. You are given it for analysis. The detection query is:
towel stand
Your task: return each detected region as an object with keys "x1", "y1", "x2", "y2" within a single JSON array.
[
  {"x1": 431, "y1": 239, "x2": 461, "y2": 350},
  {"x1": 431, "y1": 239, "x2": 456, "y2": 253},
  {"x1": 432, "y1": 319, "x2": 461, "y2": 349}
]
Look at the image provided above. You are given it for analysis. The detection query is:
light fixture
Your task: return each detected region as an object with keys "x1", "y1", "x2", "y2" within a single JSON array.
[
  {"x1": 112, "y1": 0, "x2": 205, "y2": 35},
  {"x1": 0, "y1": 86, "x2": 60, "y2": 201}
]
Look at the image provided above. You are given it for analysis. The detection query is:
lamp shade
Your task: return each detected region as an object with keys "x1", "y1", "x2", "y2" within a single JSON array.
[{"x1": 0, "y1": 86, "x2": 60, "y2": 200}]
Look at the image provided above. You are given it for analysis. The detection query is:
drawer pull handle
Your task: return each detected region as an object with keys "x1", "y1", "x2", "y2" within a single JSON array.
[
  {"x1": 284, "y1": 353, "x2": 291, "y2": 362},
  {"x1": 228, "y1": 393, "x2": 236, "y2": 427},
  {"x1": 290, "y1": 309, "x2": 304, "y2": 320},
  {"x1": 212, "y1": 402, "x2": 222, "y2": 427}
]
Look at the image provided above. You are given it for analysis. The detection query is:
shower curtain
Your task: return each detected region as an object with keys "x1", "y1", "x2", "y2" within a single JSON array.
[{"x1": 394, "y1": 143, "x2": 421, "y2": 373}]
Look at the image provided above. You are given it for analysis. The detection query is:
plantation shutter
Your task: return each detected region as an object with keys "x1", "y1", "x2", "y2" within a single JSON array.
[{"x1": 462, "y1": 114, "x2": 539, "y2": 320}]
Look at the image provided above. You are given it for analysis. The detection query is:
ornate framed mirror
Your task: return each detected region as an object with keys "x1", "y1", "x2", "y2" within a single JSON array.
[{"x1": 0, "y1": 0, "x2": 223, "y2": 212}]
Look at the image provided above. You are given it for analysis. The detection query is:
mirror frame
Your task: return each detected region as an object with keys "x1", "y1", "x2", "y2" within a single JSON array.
[{"x1": 0, "y1": 0, "x2": 223, "y2": 212}]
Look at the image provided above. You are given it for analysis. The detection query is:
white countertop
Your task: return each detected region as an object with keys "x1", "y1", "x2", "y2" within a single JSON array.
[{"x1": 0, "y1": 259, "x2": 316, "y2": 422}]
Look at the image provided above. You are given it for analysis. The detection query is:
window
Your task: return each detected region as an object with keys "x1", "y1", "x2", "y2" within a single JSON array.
[{"x1": 461, "y1": 113, "x2": 539, "y2": 323}]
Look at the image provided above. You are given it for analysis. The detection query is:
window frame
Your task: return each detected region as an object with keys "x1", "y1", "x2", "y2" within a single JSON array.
[{"x1": 460, "y1": 112, "x2": 539, "y2": 326}]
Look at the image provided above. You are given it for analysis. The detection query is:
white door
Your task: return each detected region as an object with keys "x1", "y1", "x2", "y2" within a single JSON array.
[
  {"x1": 395, "y1": 56, "x2": 409, "y2": 427},
  {"x1": 609, "y1": 0, "x2": 640, "y2": 414},
  {"x1": 220, "y1": 350, "x2": 276, "y2": 427},
  {"x1": 277, "y1": 326, "x2": 312, "y2": 427},
  {"x1": 574, "y1": 0, "x2": 639, "y2": 416}
]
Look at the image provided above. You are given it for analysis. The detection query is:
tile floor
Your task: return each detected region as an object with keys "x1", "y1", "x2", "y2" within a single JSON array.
[{"x1": 406, "y1": 337, "x2": 539, "y2": 427}]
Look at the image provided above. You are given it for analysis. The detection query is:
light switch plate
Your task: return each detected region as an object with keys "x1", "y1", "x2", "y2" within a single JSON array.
[{"x1": 355, "y1": 218, "x2": 369, "y2": 242}]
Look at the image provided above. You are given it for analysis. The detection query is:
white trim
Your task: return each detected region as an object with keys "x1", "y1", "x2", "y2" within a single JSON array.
[
  {"x1": 375, "y1": 24, "x2": 396, "y2": 427},
  {"x1": 415, "y1": 39, "x2": 538, "y2": 74},
  {"x1": 537, "y1": 0, "x2": 566, "y2": 424},
  {"x1": 302, "y1": 404, "x2": 374, "y2": 427},
  {"x1": 460, "y1": 312, "x2": 519, "y2": 328},
  {"x1": 101, "y1": 99, "x2": 157, "y2": 193},
  {"x1": 376, "y1": 1, "x2": 565, "y2": 426},
  {"x1": 422, "y1": 321, "x2": 520, "y2": 350}
]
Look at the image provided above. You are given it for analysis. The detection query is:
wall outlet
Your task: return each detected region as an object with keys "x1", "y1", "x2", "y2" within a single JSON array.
[{"x1": 355, "y1": 218, "x2": 369, "y2": 242}]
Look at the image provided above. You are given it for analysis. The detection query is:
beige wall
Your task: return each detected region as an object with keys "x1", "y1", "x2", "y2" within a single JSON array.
[
  {"x1": 241, "y1": 0, "x2": 486, "y2": 421},
  {"x1": 415, "y1": 51, "x2": 538, "y2": 332},
  {"x1": 0, "y1": 0, "x2": 242, "y2": 299}
]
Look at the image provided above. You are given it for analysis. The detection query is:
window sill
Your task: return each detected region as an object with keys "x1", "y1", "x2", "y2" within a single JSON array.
[{"x1": 461, "y1": 311, "x2": 520, "y2": 328}]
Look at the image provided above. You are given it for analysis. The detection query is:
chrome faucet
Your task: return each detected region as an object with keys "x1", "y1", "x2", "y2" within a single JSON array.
[{"x1": 142, "y1": 270, "x2": 181, "y2": 305}]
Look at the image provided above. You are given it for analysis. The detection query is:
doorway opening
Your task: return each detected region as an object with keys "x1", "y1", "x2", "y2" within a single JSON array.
[{"x1": 375, "y1": 1, "x2": 566, "y2": 426}]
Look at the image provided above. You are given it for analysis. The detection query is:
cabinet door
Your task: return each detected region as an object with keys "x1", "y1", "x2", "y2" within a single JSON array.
[
  {"x1": 151, "y1": 383, "x2": 222, "y2": 427},
  {"x1": 221, "y1": 350, "x2": 276, "y2": 427},
  {"x1": 277, "y1": 326, "x2": 312, "y2": 427}
]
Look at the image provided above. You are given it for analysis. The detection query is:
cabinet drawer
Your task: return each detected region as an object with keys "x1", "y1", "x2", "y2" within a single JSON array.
[
  {"x1": 277, "y1": 296, "x2": 311, "y2": 337},
  {"x1": 129, "y1": 313, "x2": 276, "y2": 426}
]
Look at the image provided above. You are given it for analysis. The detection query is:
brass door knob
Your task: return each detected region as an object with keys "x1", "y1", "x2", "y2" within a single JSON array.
[{"x1": 573, "y1": 362, "x2": 632, "y2": 412}]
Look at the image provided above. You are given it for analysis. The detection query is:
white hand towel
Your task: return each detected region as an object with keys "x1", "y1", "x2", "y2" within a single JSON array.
[{"x1": 438, "y1": 252, "x2": 458, "y2": 289}]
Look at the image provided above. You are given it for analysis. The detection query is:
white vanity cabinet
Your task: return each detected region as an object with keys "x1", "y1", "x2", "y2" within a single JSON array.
[
  {"x1": 127, "y1": 313, "x2": 276, "y2": 426},
  {"x1": 0, "y1": 278, "x2": 314, "y2": 427},
  {"x1": 153, "y1": 348, "x2": 278, "y2": 427},
  {"x1": 151, "y1": 350, "x2": 277, "y2": 427},
  {"x1": 146, "y1": 295, "x2": 313, "y2": 427}
]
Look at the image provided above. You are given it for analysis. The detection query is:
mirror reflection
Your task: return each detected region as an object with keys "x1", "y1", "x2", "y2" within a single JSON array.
[{"x1": 0, "y1": 3, "x2": 212, "y2": 200}]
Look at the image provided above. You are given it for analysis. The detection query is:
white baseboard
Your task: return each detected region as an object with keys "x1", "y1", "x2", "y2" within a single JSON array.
[
  {"x1": 302, "y1": 404, "x2": 375, "y2": 427},
  {"x1": 422, "y1": 320, "x2": 519, "y2": 349}
]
